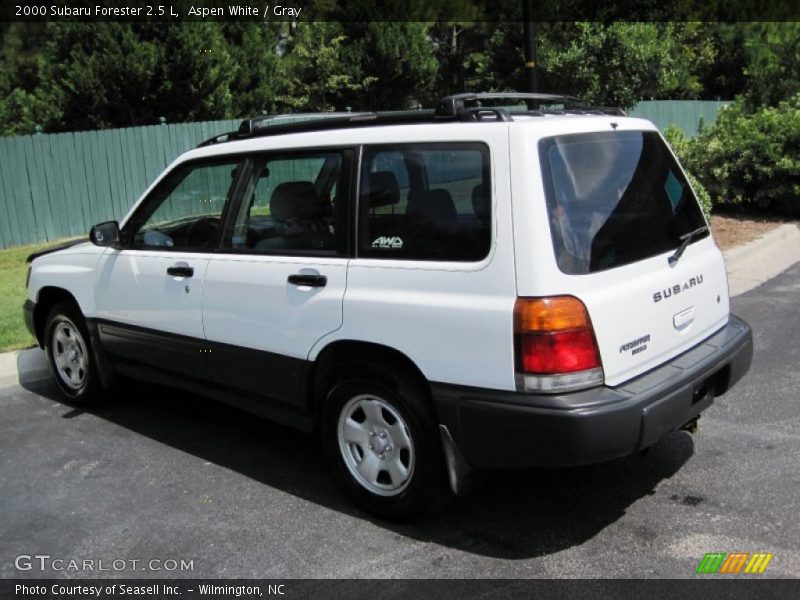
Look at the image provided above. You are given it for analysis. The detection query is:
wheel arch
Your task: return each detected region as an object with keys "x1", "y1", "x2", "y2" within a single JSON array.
[
  {"x1": 32, "y1": 287, "x2": 81, "y2": 347},
  {"x1": 307, "y1": 340, "x2": 433, "y2": 429}
]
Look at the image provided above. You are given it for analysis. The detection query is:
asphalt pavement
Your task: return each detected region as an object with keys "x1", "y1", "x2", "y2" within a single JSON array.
[{"x1": 1, "y1": 264, "x2": 798, "y2": 579}]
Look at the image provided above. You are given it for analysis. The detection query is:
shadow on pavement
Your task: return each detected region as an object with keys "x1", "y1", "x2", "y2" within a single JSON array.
[{"x1": 21, "y1": 375, "x2": 694, "y2": 560}]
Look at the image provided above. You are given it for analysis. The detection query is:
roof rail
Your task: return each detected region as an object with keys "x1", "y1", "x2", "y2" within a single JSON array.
[
  {"x1": 199, "y1": 109, "x2": 462, "y2": 147},
  {"x1": 195, "y1": 91, "x2": 625, "y2": 147},
  {"x1": 435, "y1": 92, "x2": 587, "y2": 116},
  {"x1": 238, "y1": 112, "x2": 365, "y2": 135}
]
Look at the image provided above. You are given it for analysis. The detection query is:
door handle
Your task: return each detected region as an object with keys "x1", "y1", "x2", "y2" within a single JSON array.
[
  {"x1": 167, "y1": 265, "x2": 194, "y2": 278},
  {"x1": 673, "y1": 306, "x2": 695, "y2": 331},
  {"x1": 287, "y1": 273, "x2": 327, "y2": 287}
]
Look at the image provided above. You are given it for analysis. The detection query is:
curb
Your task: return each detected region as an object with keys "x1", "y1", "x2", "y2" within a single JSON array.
[
  {"x1": 1, "y1": 223, "x2": 799, "y2": 389},
  {"x1": 0, "y1": 347, "x2": 49, "y2": 389},
  {"x1": 722, "y1": 223, "x2": 800, "y2": 297}
]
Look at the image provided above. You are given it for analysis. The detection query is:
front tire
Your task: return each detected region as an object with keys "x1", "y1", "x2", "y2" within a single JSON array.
[
  {"x1": 322, "y1": 373, "x2": 450, "y2": 519},
  {"x1": 44, "y1": 301, "x2": 105, "y2": 404}
]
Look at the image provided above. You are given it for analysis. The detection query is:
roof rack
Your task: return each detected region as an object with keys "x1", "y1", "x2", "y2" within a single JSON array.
[
  {"x1": 434, "y1": 92, "x2": 587, "y2": 115},
  {"x1": 196, "y1": 92, "x2": 625, "y2": 147}
]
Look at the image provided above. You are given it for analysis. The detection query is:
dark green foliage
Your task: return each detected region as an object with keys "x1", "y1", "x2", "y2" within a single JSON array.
[
  {"x1": 741, "y1": 23, "x2": 800, "y2": 110},
  {"x1": 1, "y1": 20, "x2": 799, "y2": 137},
  {"x1": 662, "y1": 126, "x2": 712, "y2": 219},
  {"x1": 698, "y1": 97, "x2": 800, "y2": 210},
  {"x1": 664, "y1": 99, "x2": 800, "y2": 212},
  {"x1": 686, "y1": 172, "x2": 713, "y2": 221}
]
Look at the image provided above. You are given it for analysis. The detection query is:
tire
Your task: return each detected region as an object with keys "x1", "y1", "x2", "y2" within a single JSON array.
[
  {"x1": 44, "y1": 301, "x2": 105, "y2": 404},
  {"x1": 321, "y1": 369, "x2": 450, "y2": 519}
]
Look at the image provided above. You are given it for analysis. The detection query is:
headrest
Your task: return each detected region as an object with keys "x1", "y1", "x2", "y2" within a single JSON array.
[
  {"x1": 364, "y1": 171, "x2": 400, "y2": 207},
  {"x1": 472, "y1": 184, "x2": 490, "y2": 220},
  {"x1": 270, "y1": 181, "x2": 323, "y2": 222},
  {"x1": 414, "y1": 189, "x2": 456, "y2": 222}
]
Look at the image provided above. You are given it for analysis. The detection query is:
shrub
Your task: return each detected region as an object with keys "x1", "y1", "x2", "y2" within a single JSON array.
[
  {"x1": 686, "y1": 172, "x2": 713, "y2": 221},
  {"x1": 663, "y1": 125, "x2": 711, "y2": 219},
  {"x1": 694, "y1": 95, "x2": 800, "y2": 212},
  {"x1": 663, "y1": 124, "x2": 694, "y2": 166}
]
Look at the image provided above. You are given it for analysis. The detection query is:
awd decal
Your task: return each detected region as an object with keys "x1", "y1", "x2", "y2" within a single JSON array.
[
  {"x1": 696, "y1": 552, "x2": 774, "y2": 574},
  {"x1": 372, "y1": 236, "x2": 403, "y2": 249},
  {"x1": 653, "y1": 274, "x2": 704, "y2": 303}
]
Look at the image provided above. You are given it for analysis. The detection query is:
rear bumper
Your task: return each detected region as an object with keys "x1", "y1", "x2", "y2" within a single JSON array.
[{"x1": 432, "y1": 315, "x2": 753, "y2": 469}]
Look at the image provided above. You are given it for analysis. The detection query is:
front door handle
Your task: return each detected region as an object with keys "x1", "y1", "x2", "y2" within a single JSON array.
[
  {"x1": 167, "y1": 265, "x2": 194, "y2": 278},
  {"x1": 287, "y1": 273, "x2": 327, "y2": 287}
]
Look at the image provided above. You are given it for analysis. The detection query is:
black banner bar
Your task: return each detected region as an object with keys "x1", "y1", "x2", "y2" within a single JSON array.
[
  {"x1": 2, "y1": 579, "x2": 799, "y2": 600},
  {"x1": 3, "y1": 0, "x2": 800, "y2": 23}
]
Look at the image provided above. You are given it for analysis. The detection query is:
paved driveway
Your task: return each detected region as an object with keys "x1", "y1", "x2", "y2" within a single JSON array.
[{"x1": 1, "y1": 264, "x2": 798, "y2": 579}]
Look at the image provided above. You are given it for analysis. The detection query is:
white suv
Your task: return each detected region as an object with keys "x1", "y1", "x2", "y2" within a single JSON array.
[{"x1": 24, "y1": 93, "x2": 753, "y2": 518}]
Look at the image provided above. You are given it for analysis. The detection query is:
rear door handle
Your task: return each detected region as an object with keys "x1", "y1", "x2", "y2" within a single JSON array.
[
  {"x1": 167, "y1": 265, "x2": 194, "y2": 278},
  {"x1": 287, "y1": 274, "x2": 327, "y2": 287},
  {"x1": 673, "y1": 306, "x2": 695, "y2": 330}
]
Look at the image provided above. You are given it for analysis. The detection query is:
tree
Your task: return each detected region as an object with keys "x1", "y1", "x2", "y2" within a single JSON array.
[
  {"x1": 0, "y1": 23, "x2": 58, "y2": 135},
  {"x1": 221, "y1": 23, "x2": 284, "y2": 117},
  {"x1": 278, "y1": 22, "x2": 373, "y2": 111},
  {"x1": 17, "y1": 23, "x2": 237, "y2": 131},
  {"x1": 742, "y1": 23, "x2": 800, "y2": 109},
  {"x1": 37, "y1": 23, "x2": 162, "y2": 130},
  {"x1": 539, "y1": 23, "x2": 679, "y2": 108},
  {"x1": 694, "y1": 24, "x2": 749, "y2": 101},
  {"x1": 429, "y1": 22, "x2": 492, "y2": 98},
  {"x1": 660, "y1": 23, "x2": 716, "y2": 100},
  {"x1": 149, "y1": 23, "x2": 236, "y2": 123},
  {"x1": 341, "y1": 22, "x2": 439, "y2": 110}
]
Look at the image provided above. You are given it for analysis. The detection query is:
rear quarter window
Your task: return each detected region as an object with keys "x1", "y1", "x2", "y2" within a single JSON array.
[
  {"x1": 358, "y1": 142, "x2": 491, "y2": 262},
  {"x1": 539, "y1": 130, "x2": 708, "y2": 274}
]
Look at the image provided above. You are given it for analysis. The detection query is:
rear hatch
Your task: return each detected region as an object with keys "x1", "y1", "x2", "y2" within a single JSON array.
[{"x1": 538, "y1": 129, "x2": 730, "y2": 386}]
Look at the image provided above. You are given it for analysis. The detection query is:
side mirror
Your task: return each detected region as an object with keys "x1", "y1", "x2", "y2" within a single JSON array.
[{"x1": 89, "y1": 221, "x2": 120, "y2": 247}]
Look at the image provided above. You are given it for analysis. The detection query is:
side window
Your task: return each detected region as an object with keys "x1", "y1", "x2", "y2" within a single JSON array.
[
  {"x1": 359, "y1": 143, "x2": 491, "y2": 261},
  {"x1": 225, "y1": 150, "x2": 350, "y2": 255},
  {"x1": 130, "y1": 161, "x2": 240, "y2": 251}
]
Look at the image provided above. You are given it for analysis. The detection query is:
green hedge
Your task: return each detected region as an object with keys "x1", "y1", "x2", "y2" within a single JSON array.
[
  {"x1": 663, "y1": 96, "x2": 800, "y2": 214},
  {"x1": 663, "y1": 125, "x2": 712, "y2": 220}
]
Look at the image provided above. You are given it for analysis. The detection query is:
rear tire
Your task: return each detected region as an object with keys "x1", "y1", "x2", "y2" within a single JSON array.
[
  {"x1": 321, "y1": 368, "x2": 450, "y2": 519},
  {"x1": 44, "y1": 301, "x2": 105, "y2": 405}
]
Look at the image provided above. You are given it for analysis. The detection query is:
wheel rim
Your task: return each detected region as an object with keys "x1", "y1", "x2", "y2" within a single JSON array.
[
  {"x1": 51, "y1": 318, "x2": 88, "y2": 391},
  {"x1": 337, "y1": 394, "x2": 415, "y2": 497}
]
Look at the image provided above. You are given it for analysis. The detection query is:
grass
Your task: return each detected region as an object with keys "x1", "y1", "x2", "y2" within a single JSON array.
[{"x1": 0, "y1": 241, "x2": 55, "y2": 352}]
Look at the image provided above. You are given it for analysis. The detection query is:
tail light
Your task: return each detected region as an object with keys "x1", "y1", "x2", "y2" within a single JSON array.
[{"x1": 514, "y1": 296, "x2": 604, "y2": 393}]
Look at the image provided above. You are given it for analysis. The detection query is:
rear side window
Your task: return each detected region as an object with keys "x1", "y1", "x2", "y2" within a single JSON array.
[
  {"x1": 540, "y1": 131, "x2": 708, "y2": 274},
  {"x1": 358, "y1": 143, "x2": 491, "y2": 261}
]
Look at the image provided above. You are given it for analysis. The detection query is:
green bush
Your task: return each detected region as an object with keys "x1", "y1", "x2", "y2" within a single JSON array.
[
  {"x1": 693, "y1": 96, "x2": 800, "y2": 211},
  {"x1": 662, "y1": 97, "x2": 800, "y2": 214},
  {"x1": 663, "y1": 124, "x2": 694, "y2": 166},
  {"x1": 686, "y1": 172, "x2": 713, "y2": 221},
  {"x1": 663, "y1": 125, "x2": 711, "y2": 219}
]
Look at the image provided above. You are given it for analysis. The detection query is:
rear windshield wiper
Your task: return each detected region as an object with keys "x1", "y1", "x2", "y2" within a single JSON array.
[{"x1": 668, "y1": 225, "x2": 709, "y2": 266}]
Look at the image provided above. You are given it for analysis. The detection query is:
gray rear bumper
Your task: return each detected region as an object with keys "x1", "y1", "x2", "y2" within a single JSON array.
[{"x1": 432, "y1": 315, "x2": 753, "y2": 470}]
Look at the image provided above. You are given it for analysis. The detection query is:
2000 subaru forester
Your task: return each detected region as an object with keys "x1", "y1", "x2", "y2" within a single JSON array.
[{"x1": 24, "y1": 93, "x2": 753, "y2": 518}]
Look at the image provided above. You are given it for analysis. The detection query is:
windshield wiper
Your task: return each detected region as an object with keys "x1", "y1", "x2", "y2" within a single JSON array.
[{"x1": 668, "y1": 225, "x2": 709, "y2": 266}]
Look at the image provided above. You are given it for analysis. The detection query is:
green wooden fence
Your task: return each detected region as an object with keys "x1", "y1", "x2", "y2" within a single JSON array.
[
  {"x1": 0, "y1": 119, "x2": 240, "y2": 250},
  {"x1": 629, "y1": 100, "x2": 730, "y2": 137},
  {"x1": 0, "y1": 101, "x2": 730, "y2": 250}
]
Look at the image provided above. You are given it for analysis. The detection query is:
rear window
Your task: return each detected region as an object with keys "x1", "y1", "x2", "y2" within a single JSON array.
[
  {"x1": 539, "y1": 131, "x2": 708, "y2": 275},
  {"x1": 358, "y1": 143, "x2": 491, "y2": 261}
]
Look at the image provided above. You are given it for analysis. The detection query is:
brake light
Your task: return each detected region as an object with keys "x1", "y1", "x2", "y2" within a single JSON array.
[{"x1": 514, "y1": 296, "x2": 603, "y2": 393}]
